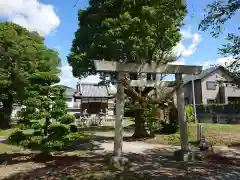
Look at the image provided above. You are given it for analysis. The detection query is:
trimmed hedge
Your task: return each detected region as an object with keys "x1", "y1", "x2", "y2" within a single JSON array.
[
  {"x1": 58, "y1": 114, "x2": 76, "y2": 124},
  {"x1": 195, "y1": 104, "x2": 240, "y2": 114},
  {"x1": 47, "y1": 123, "x2": 70, "y2": 137}
]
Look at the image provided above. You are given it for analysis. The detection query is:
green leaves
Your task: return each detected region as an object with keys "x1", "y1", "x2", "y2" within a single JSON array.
[
  {"x1": 199, "y1": 0, "x2": 240, "y2": 37},
  {"x1": 199, "y1": 0, "x2": 240, "y2": 77},
  {"x1": 68, "y1": 0, "x2": 187, "y2": 78},
  {"x1": 30, "y1": 72, "x2": 60, "y2": 85}
]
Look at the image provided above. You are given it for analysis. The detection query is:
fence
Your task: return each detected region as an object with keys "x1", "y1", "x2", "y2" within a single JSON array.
[{"x1": 186, "y1": 104, "x2": 240, "y2": 124}]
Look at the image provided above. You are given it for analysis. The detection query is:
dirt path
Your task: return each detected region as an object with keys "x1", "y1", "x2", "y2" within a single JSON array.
[
  {"x1": 1, "y1": 129, "x2": 240, "y2": 179},
  {"x1": 94, "y1": 141, "x2": 180, "y2": 154},
  {"x1": 91, "y1": 130, "x2": 240, "y2": 158}
]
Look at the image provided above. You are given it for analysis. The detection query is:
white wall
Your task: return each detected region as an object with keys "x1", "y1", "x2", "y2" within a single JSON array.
[{"x1": 201, "y1": 69, "x2": 239, "y2": 104}]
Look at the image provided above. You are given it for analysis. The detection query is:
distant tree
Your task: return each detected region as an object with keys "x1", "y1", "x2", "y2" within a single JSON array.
[
  {"x1": 68, "y1": 0, "x2": 187, "y2": 137},
  {"x1": 0, "y1": 22, "x2": 45, "y2": 129},
  {"x1": 0, "y1": 22, "x2": 62, "y2": 129},
  {"x1": 199, "y1": 0, "x2": 240, "y2": 77}
]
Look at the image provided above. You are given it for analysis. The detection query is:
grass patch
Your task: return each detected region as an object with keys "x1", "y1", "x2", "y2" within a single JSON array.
[
  {"x1": 71, "y1": 150, "x2": 89, "y2": 156},
  {"x1": 0, "y1": 129, "x2": 13, "y2": 136},
  {"x1": 147, "y1": 123, "x2": 240, "y2": 146},
  {"x1": 0, "y1": 143, "x2": 24, "y2": 153}
]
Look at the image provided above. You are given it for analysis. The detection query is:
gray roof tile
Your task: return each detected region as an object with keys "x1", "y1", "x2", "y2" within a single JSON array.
[
  {"x1": 183, "y1": 66, "x2": 219, "y2": 84},
  {"x1": 79, "y1": 84, "x2": 110, "y2": 97}
]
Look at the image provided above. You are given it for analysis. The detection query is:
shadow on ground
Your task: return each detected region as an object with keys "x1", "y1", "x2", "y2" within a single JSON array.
[
  {"x1": 79, "y1": 124, "x2": 135, "y2": 133},
  {"x1": 1, "y1": 147, "x2": 240, "y2": 180}
]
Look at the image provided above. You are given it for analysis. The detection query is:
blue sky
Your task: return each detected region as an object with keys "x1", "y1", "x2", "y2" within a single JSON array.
[{"x1": 0, "y1": 0, "x2": 239, "y2": 88}]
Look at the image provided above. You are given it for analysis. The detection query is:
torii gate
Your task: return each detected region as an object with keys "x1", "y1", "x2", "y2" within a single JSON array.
[{"x1": 94, "y1": 60, "x2": 202, "y2": 162}]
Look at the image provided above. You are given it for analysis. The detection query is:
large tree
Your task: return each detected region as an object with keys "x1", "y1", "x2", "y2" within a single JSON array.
[
  {"x1": 0, "y1": 22, "x2": 60, "y2": 129},
  {"x1": 199, "y1": 0, "x2": 240, "y2": 77},
  {"x1": 68, "y1": 0, "x2": 187, "y2": 137}
]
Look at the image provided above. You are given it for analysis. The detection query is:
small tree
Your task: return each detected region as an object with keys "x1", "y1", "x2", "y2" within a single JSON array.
[{"x1": 15, "y1": 74, "x2": 76, "y2": 151}]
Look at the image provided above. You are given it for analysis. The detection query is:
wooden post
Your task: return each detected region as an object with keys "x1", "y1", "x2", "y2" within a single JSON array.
[
  {"x1": 114, "y1": 72, "x2": 125, "y2": 157},
  {"x1": 175, "y1": 74, "x2": 189, "y2": 151}
]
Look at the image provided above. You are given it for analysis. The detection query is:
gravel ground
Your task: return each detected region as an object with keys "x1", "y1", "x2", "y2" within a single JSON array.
[
  {"x1": 1, "y1": 130, "x2": 240, "y2": 179},
  {"x1": 0, "y1": 137, "x2": 7, "y2": 142}
]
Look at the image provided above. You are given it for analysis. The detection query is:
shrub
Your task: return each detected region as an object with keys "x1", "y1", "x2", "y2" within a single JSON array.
[
  {"x1": 33, "y1": 130, "x2": 43, "y2": 136},
  {"x1": 168, "y1": 133, "x2": 180, "y2": 145},
  {"x1": 31, "y1": 121, "x2": 42, "y2": 130},
  {"x1": 8, "y1": 129, "x2": 27, "y2": 144},
  {"x1": 185, "y1": 105, "x2": 194, "y2": 123},
  {"x1": 20, "y1": 139, "x2": 31, "y2": 147},
  {"x1": 47, "y1": 123, "x2": 70, "y2": 137},
  {"x1": 63, "y1": 132, "x2": 84, "y2": 141},
  {"x1": 43, "y1": 140, "x2": 65, "y2": 151},
  {"x1": 69, "y1": 124, "x2": 78, "y2": 133},
  {"x1": 58, "y1": 114, "x2": 75, "y2": 124},
  {"x1": 18, "y1": 136, "x2": 43, "y2": 149},
  {"x1": 28, "y1": 136, "x2": 43, "y2": 149},
  {"x1": 16, "y1": 123, "x2": 28, "y2": 130}
]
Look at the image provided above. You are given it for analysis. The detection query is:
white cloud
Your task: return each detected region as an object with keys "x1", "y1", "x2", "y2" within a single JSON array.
[
  {"x1": 180, "y1": 27, "x2": 192, "y2": 39},
  {"x1": 59, "y1": 64, "x2": 77, "y2": 88},
  {"x1": 58, "y1": 64, "x2": 101, "y2": 88},
  {"x1": 168, "y1": 58, "x2": 184, "y2": 65},
  {"x1": 200, "y1": 57, "x2": 236, "y2": 69},
  {"x1": 0, "y1": 0, "x2": 60, "y2": 36},
  {"x1": 173, "y1": 28, "x2": 201, "y2": 59},
  {"x1": 216, "y1": 57, "x2": 236, "y2": 66}
]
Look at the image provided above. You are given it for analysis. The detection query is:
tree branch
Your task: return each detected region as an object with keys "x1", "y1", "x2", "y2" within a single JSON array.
[{"x1": 73, "y1": 0, "x2": 78, "y2": 8}]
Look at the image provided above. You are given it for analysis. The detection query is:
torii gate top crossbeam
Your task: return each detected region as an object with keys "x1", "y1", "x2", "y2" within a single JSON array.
[{"x1": 94, "y1": 60, "x2": 202, "y2": 75}]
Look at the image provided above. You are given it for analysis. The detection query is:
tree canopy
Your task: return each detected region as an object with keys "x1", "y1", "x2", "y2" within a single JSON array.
[
  {"x1": 68, "y1": 0, "x2": 187, "y2": 79},
  {"x1": 0, "y1": 22, "x2": 60, "y2": 129},
  {"x1": 199, "y1": 0, "x2": 240, "y2": 76},
  {"x1": 68, "y1": 0, "x2": 187, "y2": 137}
]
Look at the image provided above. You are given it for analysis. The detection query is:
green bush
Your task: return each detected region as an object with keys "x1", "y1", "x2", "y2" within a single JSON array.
[
  {"x1": 33, "y1": 130, "x2": 43, "y2": 136},
  {"x1": 17, "y1": 136, "x2": 43, "y2": 149},
  {"x1": 69, "y1": 124, "x2": 78, "y2": 133},
  {"x1": 47, "y1": 123, "x2": 70, "y2": 137},
  {"x1": 58, "y1": 114, "x2": 75, "y2": 124},
  {"x1": 43, "y1": 140, "x2": 65, "y2": 151},
  {"x1": 16, "y1": 123, "x2": 28, "y2": 130},
  {"x1": 185, "y1": 105, "x2": 194, "y2": 123},
  {"x1": 27, "y1": 136, "x2": 43, "y2": 149},
  {"x1": 8, "y1": 130, "x2": 27, "y2": 144},
  {"x1": 19, "y1": 139, "x2": 31, "y2": 147},
  {"x1": 168, "y1": 133, "x2": 180, "y2": 145},
  {"x1": 31, "y1": 121, "x2": 42, "y2": 130},
  {"x1": 63, "y1": 132, "x2": 84, "y2": 141}
]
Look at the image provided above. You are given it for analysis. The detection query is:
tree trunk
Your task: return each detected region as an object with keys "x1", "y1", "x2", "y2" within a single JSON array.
[
  {"x1": 0, "y1": 97, "x2": 13, "y2": 129},
  {"x1": 132, "y1": 108, "x2": 150, "y2": 138},
  {"x1": 43, "y1": 117, "x2": 50, "y2": 136}
]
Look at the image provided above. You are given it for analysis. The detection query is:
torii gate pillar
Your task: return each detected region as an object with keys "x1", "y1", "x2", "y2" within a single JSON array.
[
  {"x1": 175, "y1": 74, "x2": 189, "y2": 151},
  {"x1": 114, "y1": 72, "x2": 124, "y2": 157}
]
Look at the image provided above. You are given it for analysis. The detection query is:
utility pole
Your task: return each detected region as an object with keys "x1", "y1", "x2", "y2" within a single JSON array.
[
  {"x1": 191, "y1": 74, "x2": 197, "y2": 122},
  {"x1": 192, "y1": 74, "x2": 201, "y2": 141}
]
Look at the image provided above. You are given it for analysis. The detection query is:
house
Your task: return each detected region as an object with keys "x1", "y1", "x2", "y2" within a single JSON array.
[
  {"x1": 73, "y1": 83, "x2": 116, "y2": 115},
  {"x1": 183, "y1": 66, "x2": 240, "y2": 105}
]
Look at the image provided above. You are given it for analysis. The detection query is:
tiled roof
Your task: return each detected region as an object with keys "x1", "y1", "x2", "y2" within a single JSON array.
[
  {"x1": 66, "y1": 88, "x2": 76, "y2": 97},
  {"x1": 62, "y1": 85, "x2": 76, "y2": 97},
  {"x1": 79, "y1": 84, "x2": 110, "y2": 97}
]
